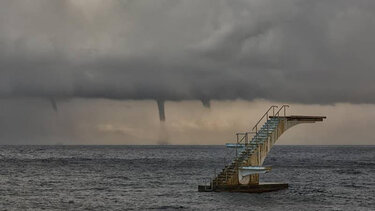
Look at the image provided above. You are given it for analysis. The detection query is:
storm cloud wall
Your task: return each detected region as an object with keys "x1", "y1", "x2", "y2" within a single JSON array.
[{"x1": 0, "y1": 0, "x2": 375, "y2": 104}]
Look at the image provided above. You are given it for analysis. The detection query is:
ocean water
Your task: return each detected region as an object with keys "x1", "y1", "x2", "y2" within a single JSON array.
[{"x1": 0, "y1": 145, "x2": 374, "y2": 210}]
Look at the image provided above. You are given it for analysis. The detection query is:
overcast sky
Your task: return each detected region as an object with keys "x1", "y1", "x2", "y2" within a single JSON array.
[{"x1": 0, "y1": 0, "x2": 375, "y2": 144}]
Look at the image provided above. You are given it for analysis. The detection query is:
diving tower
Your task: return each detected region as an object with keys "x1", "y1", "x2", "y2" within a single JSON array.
[{"x1": 198, "y1": 105, "x2": 326, "y2": 193}]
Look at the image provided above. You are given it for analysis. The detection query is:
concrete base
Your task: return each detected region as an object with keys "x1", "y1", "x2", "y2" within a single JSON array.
[{"x1": 198, "y1": 182, "x2": 288, "y2": 193}]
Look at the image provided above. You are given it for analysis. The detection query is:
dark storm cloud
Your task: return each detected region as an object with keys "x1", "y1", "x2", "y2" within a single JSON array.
[{"x1": 1, "y1": 0, "x2": 375, "y2": 103}]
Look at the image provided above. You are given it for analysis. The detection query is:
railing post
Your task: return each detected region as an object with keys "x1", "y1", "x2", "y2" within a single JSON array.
[{"x1": 236, "y1": 133, "x2": 239, "y2": 157}]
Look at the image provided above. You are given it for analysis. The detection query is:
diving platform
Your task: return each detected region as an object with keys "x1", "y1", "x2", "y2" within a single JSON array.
[{"x1": 198, "y1": 105, "x2": 326, "y2": 193}]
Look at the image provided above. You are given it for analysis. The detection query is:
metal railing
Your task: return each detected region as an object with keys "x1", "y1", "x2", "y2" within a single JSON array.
[
  {"x1": 274, "y1": 105, "x2": 289, "y2": 117},
  {"x1": 233, "y1": 105, "x2": 290, "y2": 162},
  {"x1": 252, "y1": 105, "x2": 278, "y2": 133},
  {"x1": 235, "y1": 132, "x2": 256, "y2": 157},
  {"x1": 232, "y1": 105, "x2": 281, "y2": 156}
]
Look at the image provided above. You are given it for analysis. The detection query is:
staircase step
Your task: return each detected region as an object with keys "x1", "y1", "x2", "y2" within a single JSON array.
[
  {"x1": 262, "y1": 128, "x2": 277, "y2": 130},
  {"x1": 218, "y1": 175, "x2": 232, "y2": 179},
  {"x1": 254, "y1": 137, "x2": 268, "y2": 139}
]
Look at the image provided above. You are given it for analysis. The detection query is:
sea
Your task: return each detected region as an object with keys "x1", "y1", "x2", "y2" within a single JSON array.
[{"x1": 0, "y1": 145, "x2": 374, "y2": 210}]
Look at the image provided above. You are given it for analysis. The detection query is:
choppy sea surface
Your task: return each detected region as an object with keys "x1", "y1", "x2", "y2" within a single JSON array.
[{"x1": 0, "y1": 145, "x2": 374, "y2": 210}]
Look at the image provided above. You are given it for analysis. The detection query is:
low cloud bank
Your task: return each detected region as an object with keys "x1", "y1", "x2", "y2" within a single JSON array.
[{"x1": 1, "y1": 0, "x2": 375, "y2": 104}]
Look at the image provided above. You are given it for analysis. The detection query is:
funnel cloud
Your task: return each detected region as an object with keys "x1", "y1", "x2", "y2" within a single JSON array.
[
  {"x1": 157, "y1": 100, "x2": 166, "y2": 122},
  {"x1": 49, "y1": 98, "x2": 58, "y2": 112},
  {"x1": 201, "y1": 99, "x2": 211, "y2": 109}
]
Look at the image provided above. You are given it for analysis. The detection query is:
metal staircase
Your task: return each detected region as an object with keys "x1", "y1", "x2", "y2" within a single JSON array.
[{"x1": 212, "y1": 105, "x2": 289, "y2": 187}]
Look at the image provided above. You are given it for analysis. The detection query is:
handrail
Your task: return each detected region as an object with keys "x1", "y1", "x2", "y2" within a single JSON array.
[
  {"x1": 251, "y1": 105, "x2": 278, "y2": 132},
  {"x1": 236, "y1": 132, "x2": 256, "y2": 140},
  {"x1": 233, "y1": 105, "x2": 288, "y2": 154},
  {"x1": 274, "y1": 105, "x2": 289, "y2": 117}
]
